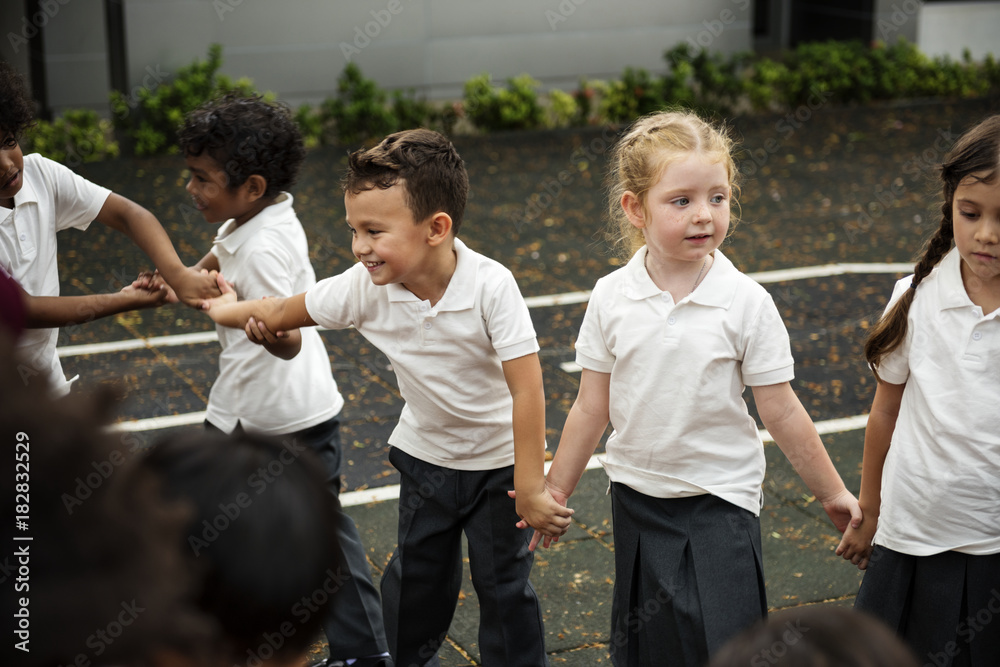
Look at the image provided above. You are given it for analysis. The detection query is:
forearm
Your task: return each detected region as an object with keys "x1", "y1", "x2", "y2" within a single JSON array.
[
  {"x1": 511, "y1": 387, "x2": 547, "y2": 495},
  {"x1": 856, "y1": 408, "x2": 896, "y2": 519},
  {"x1": 547, "y1": 402, "x2": 609, "y2": 498},
  {"x1": 262, "y1": 329, "x2": 302, "y2": 360},
  {"x1": 207, "y1": 292, "x2": 315, "y2": 333},
  {"x1": 105, "y1": 197, "x2": 187, "y2": 279},
  {"x1": 25, "y1": 292, "x2": 146, "y2": 328}
]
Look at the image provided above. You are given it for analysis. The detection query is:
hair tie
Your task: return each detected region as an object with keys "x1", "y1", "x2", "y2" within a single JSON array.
[{"x1": 910, "y1": 281, "x2": 917, "y2": 290}]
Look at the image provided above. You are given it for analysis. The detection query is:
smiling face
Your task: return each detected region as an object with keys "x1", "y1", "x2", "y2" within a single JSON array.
[
  {"x1": 346, "y1": 182, "x2": 432, "y2": 288},
  {"x1": 952, "y1": 172, "x2": 1000, "y2": 296},
  {"x1": 184, "y1": 152, "x2": 266, "y2": 226},
  {"x1": 623, "y1": 152, "x2": 731, "y2": 269},
  {"x1": 0, "y1": 132, "x2": 24, "y2": 209}
]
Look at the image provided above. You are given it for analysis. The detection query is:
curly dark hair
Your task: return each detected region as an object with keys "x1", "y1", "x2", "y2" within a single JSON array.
[
  {"x1": 0, "y1": 61, "x2": 36, "y2": 138},
  {"x1": 178, "y1": 93, "x2": 306, "y2": 199},
  {"x1": 343, "y1": 128, "x2": 469, "y2": 234}
]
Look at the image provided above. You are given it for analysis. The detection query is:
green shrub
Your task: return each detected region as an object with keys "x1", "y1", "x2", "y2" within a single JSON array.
[
  {"x1": 110, "y1": 44, "x2": 265, "y2": 156},
  {"x1": 463, "y1": 73, "x2": 544, "y2": 131},
  {"x1": 321, "y1": 63, "x2": 395, "y2": 146},
  {"x1": 25, "y1": 110, "x2": 119, "y2": 165},
  {"x1": 547, "y1": 89, "x2": 577, "y2": 128},
  {"x1": 390, "y1": 88, "x2": 436, "y2": 132},
  {"x1": 599, "y1": 67, "x2": 665, "y2": 124},
  {"x1": 571, "y1": 78, "x2": 599, "y2": 126}
]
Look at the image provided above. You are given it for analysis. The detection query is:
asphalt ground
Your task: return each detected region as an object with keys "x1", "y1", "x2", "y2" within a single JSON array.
[{"x1": 50, "y1": 95, "x2": 1000, "y2": 665}]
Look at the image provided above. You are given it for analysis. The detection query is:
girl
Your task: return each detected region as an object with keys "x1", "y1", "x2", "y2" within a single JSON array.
[
  {"x1": 526, "y1": 110, "x2": 861, "y2": 667},
  {"x1": 836, "y1": 115, "x2": 1000, "y2": 665}
]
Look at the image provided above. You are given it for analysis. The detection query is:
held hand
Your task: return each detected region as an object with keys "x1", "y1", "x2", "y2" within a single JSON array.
[
  {"x1": 199, "y1": 272, "x2": 237, "y2": 313},
  {"x1": 119, "y1": 282, "x2": 170, "y2": 309},
  {"x1": 171, "y1": 266, "x2": 223, "y2": 308},
  {"x1": 818, "y1": 487, "x2": 863, "y2": 534},
  {"x1": 508, "y1": 483, "x2": 573, "y2": 551},
  {"x1": 245, "y1": 316, "x2": 288, "y2": 346},
  {"x1": 835, "y1": 515, "x2": 878, "y2": 570},
  {"x1": 134, "y1": 270, "x2": 177, "y2": 303}
]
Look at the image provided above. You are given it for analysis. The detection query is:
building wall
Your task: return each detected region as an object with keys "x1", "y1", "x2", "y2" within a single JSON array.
[{"x1": 916, "y1": 1, "x2": 1000, "y2": 61}]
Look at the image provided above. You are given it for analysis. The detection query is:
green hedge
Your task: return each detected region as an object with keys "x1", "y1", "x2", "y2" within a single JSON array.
[{"x1": 26, "y1": 39, "x2": 1000, "y2": 162}]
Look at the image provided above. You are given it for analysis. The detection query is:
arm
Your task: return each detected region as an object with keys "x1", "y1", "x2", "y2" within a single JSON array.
[
  {"x1": 752, "y1": 382, "x2": 862, "y2": 534},
  {"x1": 835, "y1": 380, "x2": 904, "y2": 569},
  {"x1": 202, "y1": 274, "x2": 317, "y2": 332},
  {"x1": 502, "y1": 352, "x2": 574, "y2": 538},
  {"x1": 523, "y1": 368, "x2": 611, "y2": 550},
  {"x1": 18, "y1": 280, "x2": 168, "y2": 328},
  {"x1": 95, "y1": 193, "x2": 219, "y2": 307}
]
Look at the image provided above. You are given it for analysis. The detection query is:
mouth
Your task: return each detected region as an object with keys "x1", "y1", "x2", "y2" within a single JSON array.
[
  {"x1": 972, "y1": 251, "x2": 997, "y2": 262},
  {"x1": 2, "y1": 170, "x2": 20, "y2": 190},
  {"x1": 362, "y1": 260, "x2": 384, "y2": 271},
  {"x1": 687, "y1": 233, "x2": 712, "y2": 242},
  {"x1": 191, "y1": 198, "x2": 207, "y2": 211}
]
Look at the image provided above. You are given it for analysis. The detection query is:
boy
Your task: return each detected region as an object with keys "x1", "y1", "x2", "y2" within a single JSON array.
[
  {"x1": 0, "y1": 62, "x2": 219, "y2": 396},
  {"x1": 175, "y1": 94, "x2": 391, "y2": 667},
  {"x1": 202, "y1": 128, "x2": 573, "y2": 666}
]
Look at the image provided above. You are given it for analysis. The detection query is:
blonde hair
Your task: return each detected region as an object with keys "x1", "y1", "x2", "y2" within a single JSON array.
[{"x1": 606, "y1": 110, "x2": 740, "y2": 260}]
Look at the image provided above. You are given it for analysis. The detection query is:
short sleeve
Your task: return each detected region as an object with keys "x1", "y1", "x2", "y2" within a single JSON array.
[
  {"x1": 33, "y1": 155, "x2": 111, "y2": 232},
  {"x1": 233, "y1": 246, "x2": 297, "y2": 300},
  {"x1": 741, "y1": 293, "x2": 795, "y2": 386},
  {"x1": 872, "y1": 276, "x2": 912, "y2": 384},
  {"x1": 483, "y1": 270, "x2": 539, "y2": 361},
  {"x1": 304, "y1": 266, "x2": 360, "y2": 330},
  {"x1": 574, "y1": 284, "x2": 615, "y2": 373}
]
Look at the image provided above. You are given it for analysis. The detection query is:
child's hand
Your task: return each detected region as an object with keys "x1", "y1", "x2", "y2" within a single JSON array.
[
  {"x1": 508, "y1": 482, "x2": 573, "y2": 551},
  {"x1": 245, "y1": 315, "x2": 289, "y2": 346},
  {"x1": 119, "y1": 282, "x2": 170, "y2": 309},
  {"x1": 819, "y1": 487, "x2": 863, "y2": 534},
  {"x1": 835, "y1": 515, "x2": 877, "y2": 570},
  {"x1": 134, "y1": 270, "x2": 177, "y2": 303},
  {"x1": 171, "y1": 265, "x2": 223, "y2": 308},
  {"x1": 199, "y1": 272, "x2": 237, "y2": 313}
]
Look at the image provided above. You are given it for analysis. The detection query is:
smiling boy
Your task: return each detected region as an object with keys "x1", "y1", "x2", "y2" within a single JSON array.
[{"x1": 202, "y1": 128, "x2": 572, "y2": 666}]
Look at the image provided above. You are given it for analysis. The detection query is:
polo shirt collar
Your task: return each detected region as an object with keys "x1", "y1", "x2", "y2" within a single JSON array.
[
  {"x1": 934, "y1": 247, "x2": 996, "y2": 316},
  {"x1": 623, "y1": 246, "x2": 738, "y2": 309},
  {"x1": 212, "y1": 192, "x2": 293, "y2": 253},
  {"x1": 386, "y1": 237, "x2": 476, "y2": 312}
]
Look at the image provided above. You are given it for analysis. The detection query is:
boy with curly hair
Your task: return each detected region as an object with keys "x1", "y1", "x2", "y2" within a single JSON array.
[
  {"x1": 0, "y1": 62, "x2": 218, "y2": 395},
  {"x1": 172, "y1": 94, "x2": 392, "y2": 667},
  {"x1": 201, "y1": 128, "x2": 573, "y2": 666}
]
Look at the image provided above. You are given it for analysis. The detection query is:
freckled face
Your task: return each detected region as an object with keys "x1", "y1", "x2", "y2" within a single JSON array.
[
  {"x1": 0, "y1": 133, "x2": 25, "y2": 209},
  {"x1": 629, "y1": 152, "x2": 731, "y2": 268}
]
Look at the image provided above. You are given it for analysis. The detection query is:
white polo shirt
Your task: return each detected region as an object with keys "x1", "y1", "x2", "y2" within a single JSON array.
[
  {"x1": 304, "y1": 238, "x2": 539, "y2": 470},
  {"x1": 206, "y1": 193, "x2": 341, "y2": 435},
  {"x1": 575, "y1": 247, "x2": 794, "y2": 515},
  {"x1": 0, "y1": 153, "x2": 111, "y2": 396},
  {"x1": 873, "y1": 248, "x2": 1000, "y2": 556}
]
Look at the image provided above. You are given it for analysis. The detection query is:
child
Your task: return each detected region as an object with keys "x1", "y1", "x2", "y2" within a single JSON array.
[
  {"x1": 836, "y1": 115, "x2": 1000, "y2": 665},
  {"x1": 0, "y1": 62, "x2": 218, "y2": 396},
  {"x1": 173, "y1": 94, "x2": 392, "y2": 667},
  {"x1": 201, "y1": 128, "x2": 573, "y2": 666},
  {"x1": 140, "y1": 430, "x2": 342, "y2": 667},
  {"x1": 526, "y1": 111, "x2": 861, "y2": 667}
]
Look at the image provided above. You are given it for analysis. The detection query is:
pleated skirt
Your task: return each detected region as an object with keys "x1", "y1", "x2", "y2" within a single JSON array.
[
  {"x1": 609, "y1": 483, "x2": 767, "y2": 667},
  {"x1": 855, "y1": 546, "x2": 1000, "y2": 667}
]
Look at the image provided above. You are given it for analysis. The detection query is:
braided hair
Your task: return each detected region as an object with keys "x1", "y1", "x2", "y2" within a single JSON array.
[{"x1": 865, "y1": 115, "x2": 1000, "y2": 378}]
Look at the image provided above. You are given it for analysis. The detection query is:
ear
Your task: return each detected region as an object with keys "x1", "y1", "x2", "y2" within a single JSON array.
[
  {"x1": 425, "y1": 212, "x2": 453, "y2": 247},
  {"x1": 621, "y1": 191, "x2": 645, "y2": 229},
  {"x1": 243, "y1": 174, "x2": 268, "y2": 202}
]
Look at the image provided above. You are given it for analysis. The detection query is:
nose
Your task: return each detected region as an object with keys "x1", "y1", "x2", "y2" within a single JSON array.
[
  {"x1": 352, "y1": 234, "x2": 368, "y2": 258},
  {"x1": 694, "y1": 200, "x2": 712, "y2": 223},
  {"x1": 185, "y1": 176, "x2": 195, "y2": 195},
  {"x1": 0, "y1": 148, "x2": 13, "y2": 175}
]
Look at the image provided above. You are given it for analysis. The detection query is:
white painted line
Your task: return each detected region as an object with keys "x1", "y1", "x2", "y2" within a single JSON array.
[
  {"x1": 109, "y1": 411, "x2": 207, "y2": 432},
  {"x1": 56, "y1": 263, "x2": 913, "y2": 358},
  {"x1": 559, "y1": 361, "x2": 583, "y2": 373}
]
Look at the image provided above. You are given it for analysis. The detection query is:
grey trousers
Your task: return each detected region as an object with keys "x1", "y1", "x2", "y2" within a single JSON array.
[{"x1": 380, "y1": 447, "x2": 548, "y2": 667}]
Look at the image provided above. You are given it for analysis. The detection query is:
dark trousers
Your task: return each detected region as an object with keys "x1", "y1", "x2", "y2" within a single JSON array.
[
  {"x1": 380, "y1": 448, "x2": 548, "y2": 667},
  {"x1": 207, "y1": 417, "x2": 388, "y2": 658}
]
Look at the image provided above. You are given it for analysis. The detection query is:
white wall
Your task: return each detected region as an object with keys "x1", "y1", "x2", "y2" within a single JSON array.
[
  {"x1": 6, "y1": 0, "x2": 753, "y2": 115},
  {"x1": 916, "y1": 1, "x2": 1000, "y2": 61}
]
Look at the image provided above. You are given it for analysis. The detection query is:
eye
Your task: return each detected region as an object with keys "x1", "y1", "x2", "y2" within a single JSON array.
[
  {"x1": 673, "y1": 197, "x2": 689, "y2": 206},
  {"x1": 1, "y1": 136, "x2": 17, "y2": 149},
  {"x1": 959, "y1": 209, "x2": 979, "y2": 220},
  {"x1": 711, "y1": 194, "x2": 726, "y2": 204}
]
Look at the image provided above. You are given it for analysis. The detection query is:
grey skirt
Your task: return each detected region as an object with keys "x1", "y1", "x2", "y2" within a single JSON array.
[
  {"x1": 855, "y1": 546, "x2": 1000, "y2": 667},
  {"x1": 609, "y1": 484, "x2": 767, "y2": 667}
]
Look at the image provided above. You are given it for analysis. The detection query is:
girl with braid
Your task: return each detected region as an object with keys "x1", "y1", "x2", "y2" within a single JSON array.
[{"x1": 837, "y1": 115, "x2": 1000, "y2": 666}]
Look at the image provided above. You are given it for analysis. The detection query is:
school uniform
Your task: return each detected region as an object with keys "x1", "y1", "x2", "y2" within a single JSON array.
[
  {"x1": 855, "y1": 248, "x2": 1000, "y2": 666},
  {"x1": 207, "y1": 194, "x2": 388, "y2": 660},
  {"x1": 575, "y1": 246, "x2": 794, "y2": 666},
  {"x1": 305, "y1": 238, "x2": 547, "y2": 667},
  {"x1": 0, "y1": 154, "x2": 110, "y2": 395}
]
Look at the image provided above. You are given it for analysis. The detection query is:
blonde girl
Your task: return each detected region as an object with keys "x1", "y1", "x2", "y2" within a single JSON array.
[
  {"x1": 526, "y1": 110, "x2": 861, "y2": 667},
  {"x1": 837, "y1": 115, "x2": 1000, "y2": 666}
]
